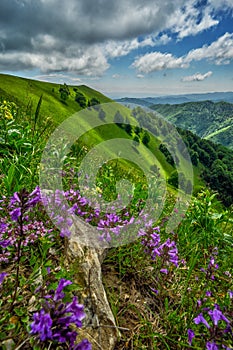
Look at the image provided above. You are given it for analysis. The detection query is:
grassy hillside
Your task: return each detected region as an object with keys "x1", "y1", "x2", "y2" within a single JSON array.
[
  {"x1": 150, "y1": 100, "x2": 233, "y2": 149},
  {"x1": 1, "y1": 73, "x2": 232, "y2": 208},
  {"x1": 0, "y1": 74, "x2": 195, "y2": 188},
  {"x1": 0, "y1": 73, "x2": 111, "y2": 124}
]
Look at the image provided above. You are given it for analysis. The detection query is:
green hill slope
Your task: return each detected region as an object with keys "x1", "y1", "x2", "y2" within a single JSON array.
[
  {"x1": 0, "y1": 73, "x2": 111, "y2": 124},
  {"x1": 1, "y1": 74, "x2": 232, "y2": 207},
  {"x1": 0, "y1": 74, "x2": 198, "y2": 209},
  {"x1": 150, "y1": 100, "x2": 233, "y2": 149}
]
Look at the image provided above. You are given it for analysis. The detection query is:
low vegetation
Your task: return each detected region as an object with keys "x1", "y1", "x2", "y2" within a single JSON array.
[{"x1": 0, "y1": 77, "x2": 232, "y2": 349}]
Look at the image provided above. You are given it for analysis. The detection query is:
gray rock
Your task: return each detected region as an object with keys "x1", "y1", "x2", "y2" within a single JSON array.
[{"x1": 66, "y1": 218, "x2": 119, "y2": 350}]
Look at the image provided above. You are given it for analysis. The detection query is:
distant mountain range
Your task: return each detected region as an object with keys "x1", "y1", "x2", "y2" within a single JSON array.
[
  {"x1": 116, "y1": 93, "x2": 233, "y2": 149},
  {"x1": 115, "y1": 91, "x2": 233, "y2": 106}
]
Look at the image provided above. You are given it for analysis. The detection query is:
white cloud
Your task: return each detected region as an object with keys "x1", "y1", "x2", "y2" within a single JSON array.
[
  {"x1": 181, "y1": 71, "x2": 213, "y2": 82},
  {"x1": 185, "y1": 32, "x2": 233, "y2": 65},
  {"x1": 136, "y1": 74, "x2": 144, "y2": 79},
  {"x1": 132, "y1": 52, "x2": 188, "y2": 73},
  {"x1": 209, "y1": 0, "x2": 233, "y2": 13},
  {"x1": 104, "y1": 34, "x2": 171, "y2": 59},
  {"x1": 34, "y1": 73, "x2": 82, "y2": 84},
  {"x1": 0, "y1": 46, "x2": 109, "y2": 76},
  {"x1": 105, "y1": 39, "x2": 140, "y2": 58},
  {"x1": 132, "y1": 33, "x2": 233, "y2": 74},
  {"x1": 112, "y1": 74, "x2": 120, "y2": 79},
  {"x1": 158, "y1": 34, "x2": 172, "y2": 45},
  {"x1": 168, "y1": 1, "x2": 219, "y2": 39}
]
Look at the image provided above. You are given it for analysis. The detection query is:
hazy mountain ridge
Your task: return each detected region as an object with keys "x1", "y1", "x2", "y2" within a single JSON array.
[{"x1": 116, "y1": 91, "x2": 233, "y2": 106}]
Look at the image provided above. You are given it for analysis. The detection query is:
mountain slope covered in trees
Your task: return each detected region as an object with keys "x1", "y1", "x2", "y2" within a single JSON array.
[
  {"x1": 131, "y1": 106, "x2": 233, "y2": 206},
  {"x1": 150, "y1": 100, "x2": 233, "y2": 149}
]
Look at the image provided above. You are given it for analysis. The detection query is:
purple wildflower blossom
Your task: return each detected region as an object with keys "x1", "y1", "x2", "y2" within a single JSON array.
[
  {"x1": 30, "y1": 309, "x2": 53, "y2": 341},
  {"x1": 74, "y1": 339, "x2": 92, "y2": 350},
  {"x1": 10, "y1": 207, "x2": 21, "y2": 221},
  {"x1": 54, "y1": 278, "x2": 72, "y2": 301},
  {"x1": 0, "y1": 272, "x2": 8, "y2": 285},
  {"x1": 208, "y1": 305, "x2": 230, "y2": 326},
  {"x1": 187, "y1": 328, "x2": 195, "y2": 345},
  {"x1": 194, "y1": 313, "x2": 210, "y2": 329},
  {"x1": 65, "y1": 296, "x2": 86, "y2": 327},
  {"x1": 206, "y1": 341, "x2": 218, "y2": 350},
  {"x1": 31, "y1": 278, "x2": 91, "y2": 349},
  {"x1": 10, "y1": 192, "x2": 20, "y2": 205}
]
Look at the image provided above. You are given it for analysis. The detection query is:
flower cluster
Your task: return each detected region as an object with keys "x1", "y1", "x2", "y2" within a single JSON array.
[
  {"x1": 200, "y1": 247, "x2": 219, "y2": 281},
  {"x1": 139, "y1": 225, "x2": 179, "y2": 272},
  {"x1": 188, "y1": 303, "x2": 232, "y2": 349},
  {"x1": 9, "y1": 186, "x2": 41, "y2": 221},
  {"x1": 30, "y1": 278, "x2": 92, "y2": 349},
  {"x1": 0, "y1": 187, "x2": 53, "y2": 263},
  {"x1": 43, "y1": 188, "x2": 135, "y2": 242},
  {"x1": 97, "y1": 212, "x2": 134, "y2": 242}
]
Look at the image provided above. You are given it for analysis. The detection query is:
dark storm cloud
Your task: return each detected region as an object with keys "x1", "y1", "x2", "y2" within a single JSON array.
[
  {"x1": 0, "y1": 0, "x2": 179, "y2": 45},
  {"x1": 0, "y1": 0, "x2": 182, "y2": 74}
]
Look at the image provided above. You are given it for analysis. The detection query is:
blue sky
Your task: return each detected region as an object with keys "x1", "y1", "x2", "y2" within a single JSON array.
[{"x1": 0, "y1": 0, "x2": 233, "y2": 97}]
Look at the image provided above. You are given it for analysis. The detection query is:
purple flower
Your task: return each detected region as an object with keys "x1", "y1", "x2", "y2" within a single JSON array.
[
  {"x1": 0, "y1": 239, "x2": 12, "y2": 248},
  {"x1": 10, "y1": 207, "x2": 21, "y2": 221},
  {"x1": 0, "y1": 272, "x2": 8, "y2": 285},
  {"x1": 187, "y1": 328, "x2": 195, "y2": 345},
  {"x1": 194, "y1": 313, "x2": 210, "y2": 329},
  {"x1": 10, "y1": 192, "x2": 20, "y2": 205},
  {"x1": 151, "y1": 288, "x2": 159, "y2": 295},
  {"x1": 206, "y1": 341, "x2": 218, "y2": 350},
  {"x1": 60, "y1": 227, "x2": 72, "y2": 237},
  {"x1": 151, "y1": 232, "x2": 160, "y2": 245},
  {"x1": 31, "y1": 278, "x2": 88, "y2": 348},
  {"x1": 208, "y1": 306, "x2": 230, "y2": 326},
  {"x1": 65, "y1": 296, "x2": 86, "y2": 327},
  {"x1": 228, "y1": 291, "x2": 233, "y2": 299},
  {"x1": 54, "y1": 278, "x2": 72, "y2": 301},
  {"x1": 30, "y1": 309, "x2": 52, "y2": 341},
  {"x1": 206, "y1": 290, "x2": 212, "y2": 297},
  {"x1": 0, "y1": 221, "x2": 8, "y2": 233},
  {"x1": 160, "y1": 268, "x2": 168, "y2": 274},
  {"x1": 74, "y1": 339, "x2": 92, "y2": 350}
]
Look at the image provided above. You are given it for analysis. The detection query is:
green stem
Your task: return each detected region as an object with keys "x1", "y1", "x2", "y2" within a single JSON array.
[{"x1": 9, "y1": 207, "x2": 24, "y2": 313}]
